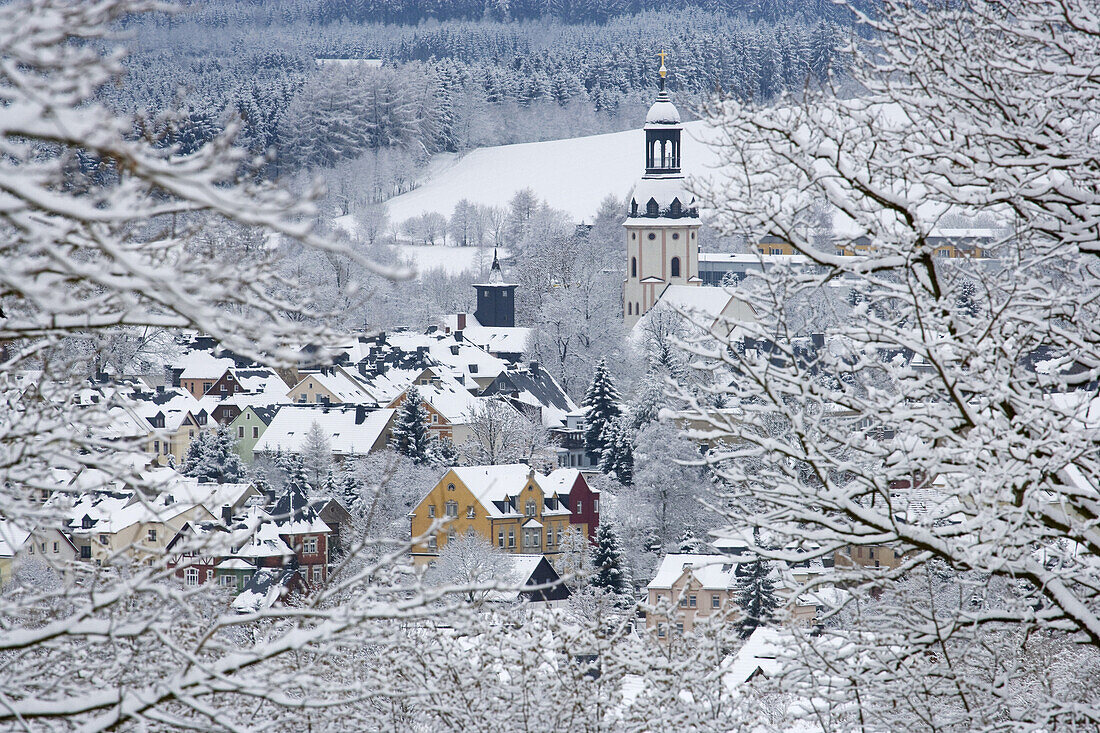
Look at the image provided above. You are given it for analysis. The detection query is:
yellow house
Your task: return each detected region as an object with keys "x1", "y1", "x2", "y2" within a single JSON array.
[
  {"x1": 0, "y1": 522, "x2": 79, "y2": 585},
  {"x1": 286, "y1": 367, "x2": 372, "y2": 405},
  {"x1": 409, "y1": 464, "x2": 574, "y2": 565}
]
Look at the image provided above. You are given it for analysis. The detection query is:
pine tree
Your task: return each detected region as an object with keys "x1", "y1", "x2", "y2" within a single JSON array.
[
  {"x1": 735, "y1": 558, "x2": 781, "y2": 637},
  {"x1": 182, "y1": 425, "x2": 246, "y2": 484},
  {"x1": 430, "y1": 436, "x2": 458, "y2": 467},
  {"x1": 583, "y1": 358, "x2": 622, "y2": 458},
  {"x1": 590, "y1": 523, "x2": 631, "y2": 599},
  {"x1": 599, "y1": 416, "x2": 634, "y2": 485},
  {"x1": 391, "y1": 386, "x2": 433, "y2": 464}
]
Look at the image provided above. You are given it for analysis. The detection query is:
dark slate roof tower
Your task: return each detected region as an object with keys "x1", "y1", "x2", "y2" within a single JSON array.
[
  {"x1": 623, "y1": 52, "x2": 702, "y2": 328},
  {"x1": 474, "y1": 249, "x2": 518, "y2": 328}
]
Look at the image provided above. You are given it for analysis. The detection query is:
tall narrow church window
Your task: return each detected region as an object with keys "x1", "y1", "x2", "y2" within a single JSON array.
[
  {"x1": 671, "y1": 257, "x2": 681, "y2": 277},
  {"x1": 627, "y1": 302, "x2": 632, "y2": 315},
  {"x1": 631, "y1": 257, "x2": 637, "y2": 278}
]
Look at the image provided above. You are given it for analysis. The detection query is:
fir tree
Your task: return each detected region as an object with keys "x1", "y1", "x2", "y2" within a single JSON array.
[
  {"x1": 391, "y1": 386, "x2": 433, "y2": 464},
  {"x1": 590, "y1": 523, "x2": 631, "y2": 599},
  {"x1": 430, "y1": 436, "x2": 458, "y2": 467},
  {"x1": 301, "y1": 421, "x2": 333, "y2": 491},
  {"x1": 735, "y1": 558, "x2": 781, "y2": 637},
  {"x1": 583, "y1": 358, "x2": 622, "y2": 458},
  {"x1": 599, "y1": 416, "x2": 634, "y2": 485},
  {"x1": 182, "y1": 425, "x2": 246, "y2": 484}
]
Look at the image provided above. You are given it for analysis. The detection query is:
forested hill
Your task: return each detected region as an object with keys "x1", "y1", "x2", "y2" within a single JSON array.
[{"x1": 112, "y1": 1, "x2": 856, "y2": 182}]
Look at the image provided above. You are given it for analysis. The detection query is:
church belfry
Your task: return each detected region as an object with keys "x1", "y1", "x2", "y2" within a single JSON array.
[
  {"x1": 623, "y1": 53, "x2": 702, "y2": 328},
  {"x1": 474, "y1": 249, "x2": 517, "y2": 328}
]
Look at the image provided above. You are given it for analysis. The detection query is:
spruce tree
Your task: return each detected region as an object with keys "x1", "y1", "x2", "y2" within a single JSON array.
[
  {"x1": 583, "y1": 358, "x2": 622, "y2": 458},
  {"x1": 182, "y1": 425, "x2": 246, "y2": 484},
  {"x1": 590, "y1": 523, "x2": 631, "y2": 599},
  {"x1": 599, "y1": 417, "x2": 634, "y2": 485},
  {"x1": 735, "y1": 558, "x2": 781, "y2": 637},
  {"x1": 391, "y1": 386, "x2": 433, "y2": 464}
]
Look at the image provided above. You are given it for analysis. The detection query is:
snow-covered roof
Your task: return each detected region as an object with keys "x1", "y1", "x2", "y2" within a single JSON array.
[
  {"x1": 722, "y1": 628, "x2": 785, "y2": 689},
  {"x1": 647, "y1": 553, "x2": 740, "y2": 590},
  {"x1": 401, "y1": 373, "x2": 482, "y2": 423},
  {"x1": 646, "y1": 99, "x2": 681, "y2": 126},
  {"x1": 629, "y1": 175, "x2": 697, "y2": 212},
  {"x1": 452, "y1": 464, "x2": 536, "y2": 518},
  {"x1": 232, "y1": 567, "x2": 298, "y2": 613},
  {"x1": 291, "y1": 369, "x2": 372, "y2": 404},
  {"x1": 131, "y1": 389, "x2": 201, "y2": 431},
  {"x1": 254, "y1": 405, "x2": 394, "y2": 457},
  {"x1": 0, "y1": 520, "x2": 31, "y2": 557},
  {"x1": 177, "y1": 352, "x2": 236, "y2": 380},
  {"x1": 541, "y1": 468, "x2": 582, "y2": 497},
  {"x1": 216, "y1": 558, "x2": 254, "y2": 570}
]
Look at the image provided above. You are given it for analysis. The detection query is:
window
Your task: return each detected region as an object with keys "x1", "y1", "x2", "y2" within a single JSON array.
[
  {"x1": 185, "y1": 568, "x2": 198, "y2": 586},
  {"x1": 647, "y1": 232, "x2": 657, "y2": 240},
  {"x1": 252, "y1": 426, "x2": 259, "y2": 439},
  {"x1": 447, "y1": 483, "x2": 456, "y2": 492},
  {"x1": 670, "y1": 199, "x2": 682, "y2": 216},
  {"x1": 466, "y1": 506, "x2": 475, "y2": 519},
  {"x1": 576, "y1": 500, "x2": 583, "y2": 514},
  {"x1": 163, "y1": 442, "x2": 169, "y2": 455},
  {"x1": 594, "y1": 499, "x2": 599, "y2": 513},
  {"x1": 298, "y1": 394, "x2": 307, "y2": 403},
  {"x1": 627, "y1": 302, "x2": 632, "y2": 315},
  {"x1": 431, "y1": 414, "x2": 439, "y2": 424},
  {"x1": 147, "y1": 528, "x2": 157, "y2": 542},
  {"x1": 771, "y1": 248, "x2": 782, "y2": 255},
  {"x1": 39, "y1": 542, "x2": 45, "y2": 553},
  {"x1": 52, "y1": 542, "x2": 58, "y2": 553},
  {"x1": 498, "y1": 530, "x2": 504, "y2": 547},
  {"x1": 525, "y1": 500, "x2": 536, "y2": 517},
  {"x1": 80, "y1": 545, "x2": 91, "y2": 559},
  {"x1": 223, "y1": 575, "x2": 237, "y2": 588},
  {"x1": 672, "y1": 232, "x2": 680, "y2": 240},
  {"x1": 508, "y1": 529, "x2": 515, "y2": 548},
  {"x1": 658, "y1": 624, "x2": 666, "y2": 638},
  {"x1": 631, "y1": 257, "x2": 637, "y2": 278},
  {"x1": 679, "y1": 596, "x2": 687, "y2": 607},
  {"x1": 428, "y1": 536, "x2": 437, "y2": 550},
  {"x1": 304, "y1": 537, "x2": 318, "y2": 554},
  {"x1": 220, "y1": 383, "x2": 228, "y2": 393},
  {"x1": 428, "y1": 505, "x2": 436, "y2": 518},
  {"x1": 447, "y1": 528, "x2": 456, "y2": 541},
  {"x1": 670, "y1": 257, "x2": 681, "y2": 278},
  {"x1": 153, "y1": 440, "x2": 160, "y2": 454},
  {"x1": 313, "y1": 566, "x2": 323, "y2": 585},
  {"x1": 524, "y1": 529, "x2": 541, "y2": 549},
  {"x1": 676, "y1": 622, "x2": 684, "y2": 634},
  {"x1": 99, "y1": 534, "x2": 108, "y2": 546},
  {"x1": 445, "y1": 500, "x2": 458, "y2": 517},
  {"x1": 712, "y1": 594, "x2": 720, "y2": 609},
  {"x1": 238, "y1": 426, "x2": 245, "y2": 438},
  {"x1": 202, "y1": 382, "x2": 211, "y2": 392},
  {"x1": 689, "y1": 595, "x2": 697, "y2": 608}
]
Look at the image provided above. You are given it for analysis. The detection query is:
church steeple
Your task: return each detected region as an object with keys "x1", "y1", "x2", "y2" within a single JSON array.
[
  {"x1": 622, "y1": 53, "x2": 702, "y2": 328},
  {"x1": 474, "y1": 249, "x2": 517, "y2": 328}
]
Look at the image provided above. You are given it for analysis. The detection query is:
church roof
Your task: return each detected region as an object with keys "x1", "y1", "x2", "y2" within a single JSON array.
[
  {"x1": 646, "y1": 93, "x2": 681, "y2": 126},
  {"x1": 476, "y1": 249, "x2": 516, "y2": 287}
]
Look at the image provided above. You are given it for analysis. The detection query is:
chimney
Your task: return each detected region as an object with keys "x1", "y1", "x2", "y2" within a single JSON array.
[
  {"x1": 529, "y1": 361, "x2": 539, "y2": 375},
  {"x1": 355, "y1": 405, "x2": 368, "y2": 424},
  {"x1": 221, "y1": 505, "x2": 233, "y2": 526},
  {"x1": 457, "y1": 313, "x2": 467, "y2": 330},
  {"x1": 454, "y1": 330, "x2": 463, "y2": 342}
]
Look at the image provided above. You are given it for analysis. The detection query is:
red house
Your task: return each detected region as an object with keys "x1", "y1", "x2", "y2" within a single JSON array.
[{"x1": 544, "y1": 468, "x2": 600, "y2": 542}]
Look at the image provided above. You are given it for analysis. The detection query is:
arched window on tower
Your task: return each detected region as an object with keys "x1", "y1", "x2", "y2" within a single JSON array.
[
  {"x1": 671, "y1": 257, "x2": 681, "y2": 278},
  {"x1": 627, "y1": 302, "x2": 632, "y2": 315},
  {"x1": 631, "y1": 257, "x2": 637, "y2": 278},
  {"x1": 646, "y1": 198, "x2": 659, "y2": 217}
]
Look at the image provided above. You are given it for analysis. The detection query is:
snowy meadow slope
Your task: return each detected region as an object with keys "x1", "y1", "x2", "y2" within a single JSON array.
[{"x1": 383, "y1": 120, "x2": 722, "y2": 225}]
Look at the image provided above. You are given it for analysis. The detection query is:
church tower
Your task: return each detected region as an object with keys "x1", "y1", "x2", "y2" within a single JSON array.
[
  {"x1": 623, "y1": 53, "x2": 701, "y2": 328},
  {"x1": 474, "y1": 249, "x2": 518, "y2": 327}
]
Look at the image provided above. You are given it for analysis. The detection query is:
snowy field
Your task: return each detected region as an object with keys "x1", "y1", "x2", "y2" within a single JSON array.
[
  {"x1": 392, "y1": 243, "x2": 504, "y2": 276},
  {"x1": 383, "y1": 120, "x2": 723, "y2": 225}
]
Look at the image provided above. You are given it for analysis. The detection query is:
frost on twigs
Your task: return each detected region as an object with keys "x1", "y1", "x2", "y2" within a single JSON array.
[{"x1": 682, "y1": 0, "x2": 1100, "y2": 728}]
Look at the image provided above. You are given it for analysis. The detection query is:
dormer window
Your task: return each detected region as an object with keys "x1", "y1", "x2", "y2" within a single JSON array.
[
  {"x1": 670, "y1": 198, "x2": 682, "y2": 217},
  {"x1": 631, "y1": 199, "x2": 638, "y2": 216},
  {"x1": 646, "y1": 198, "x2": 659, "y2": 217}
]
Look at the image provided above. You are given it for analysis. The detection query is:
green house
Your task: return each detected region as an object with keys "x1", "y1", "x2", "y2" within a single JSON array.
[{"x1": 229, "y1": 406, "x2": 279, "y2": 463}]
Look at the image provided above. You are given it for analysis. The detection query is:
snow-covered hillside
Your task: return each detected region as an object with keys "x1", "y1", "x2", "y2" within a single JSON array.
[{"x1": 384, "y1": 120, "x2": 723, "y2": 225}]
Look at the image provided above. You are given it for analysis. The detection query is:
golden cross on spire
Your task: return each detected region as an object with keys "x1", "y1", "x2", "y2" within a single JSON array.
[{"x1": 657, "y1": 50, "x2": 669, "y2": 78}]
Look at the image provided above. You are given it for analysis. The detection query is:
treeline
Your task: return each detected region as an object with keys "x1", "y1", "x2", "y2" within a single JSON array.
[
  {"x1": 158, "y1": 0, "x2": 862, "y2": 25},
  {"x1": 110, "y1": 8, "x2": 850, "y2": 179}
]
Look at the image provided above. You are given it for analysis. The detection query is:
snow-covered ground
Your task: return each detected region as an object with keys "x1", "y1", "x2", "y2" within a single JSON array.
[{"x1": 383, "y1": 120, "x2": 723, "y2": 225}]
